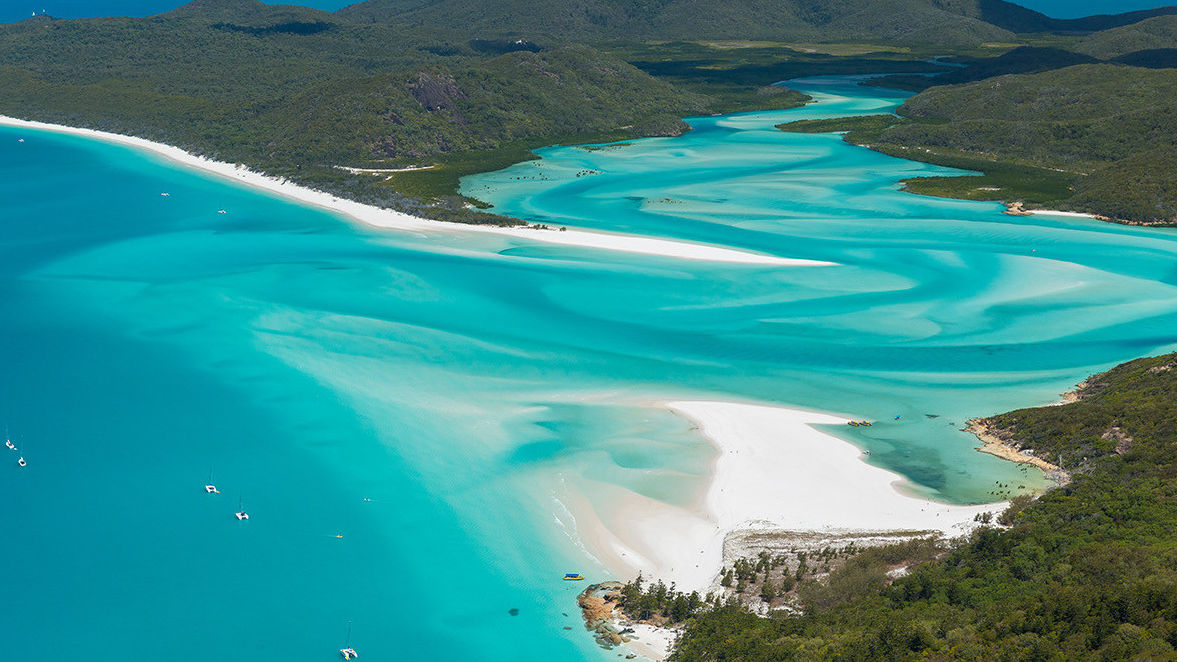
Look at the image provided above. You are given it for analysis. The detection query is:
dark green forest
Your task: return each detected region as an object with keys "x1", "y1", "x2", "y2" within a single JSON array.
[{"x1": 670, "y1": 352, "x2": 1177, "y2": 660}]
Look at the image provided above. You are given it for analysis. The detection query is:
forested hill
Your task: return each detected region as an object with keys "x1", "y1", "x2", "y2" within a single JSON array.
[
  {"x1": 873, "y1": 65, "x2": 1177, "y2": 224},
  {"x1": 1075, "y1": 15, "x2": 1177, "y2": 58},
  {"x1": 338, "y1": 0, "x2": 1016, "y2": 46},
  {"x1": 671, "y1": 352, "x2": 1177, "y2": 660},
  {"x1": 337, "y1": 0, "x2": 1177, "y2": 45}
]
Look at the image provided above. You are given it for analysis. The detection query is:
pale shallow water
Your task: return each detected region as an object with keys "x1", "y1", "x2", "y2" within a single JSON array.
[{"x1": 0, "y1": 76, "x2": 1175, "y2": 660}]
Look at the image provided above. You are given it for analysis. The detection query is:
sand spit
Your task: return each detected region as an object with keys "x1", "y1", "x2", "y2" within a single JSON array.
[{"x1": 0, "y1": 116, "x2": 833, "y2": 267}]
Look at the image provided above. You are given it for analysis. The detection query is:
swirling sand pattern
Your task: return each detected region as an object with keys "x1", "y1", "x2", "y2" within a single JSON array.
[{"x1": 0, "y1": 76, "x2": 1174, "y2": 660}]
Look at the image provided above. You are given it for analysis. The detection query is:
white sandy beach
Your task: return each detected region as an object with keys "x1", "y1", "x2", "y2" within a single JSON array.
[
  {"x1": 624, "y1": 623, "x2": 678, "y2": 661},
  {"x1": 0, "y1": 115, "x2": 832, "y2": 267},
  {"x1": 1032, "y1": 209, "x2": 1099, "y2": 219},
  {"x1": 575, "y1": 400, "x2": 1003, "y2": 595}
]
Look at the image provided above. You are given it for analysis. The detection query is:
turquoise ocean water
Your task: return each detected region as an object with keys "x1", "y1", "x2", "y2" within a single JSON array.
[{"x1": 2, "y1": 76, "x2": 1177, "y2": 659}]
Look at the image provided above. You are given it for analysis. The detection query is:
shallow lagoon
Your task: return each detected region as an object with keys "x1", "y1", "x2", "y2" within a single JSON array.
[{"x1": 0, "y1": 76, "x2": 1176, "y2": 659}]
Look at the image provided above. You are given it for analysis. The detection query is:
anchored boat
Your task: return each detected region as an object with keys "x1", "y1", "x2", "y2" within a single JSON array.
[
  {"x1": 339, "y1": 621, "x2": 358, "y2": 659},
  {"x1": 204, "y1": 468, "x2": 219, "y2": 494}
]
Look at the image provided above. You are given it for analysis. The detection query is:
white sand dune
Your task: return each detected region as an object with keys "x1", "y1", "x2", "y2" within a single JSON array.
[{"x1": 0, "y1": 116, "x2": 833, "y2": 267}]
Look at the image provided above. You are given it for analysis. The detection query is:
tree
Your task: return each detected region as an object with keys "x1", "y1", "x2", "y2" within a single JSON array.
[{"x1": 760, "y1": 581, "x2": 777, "y2": 604}]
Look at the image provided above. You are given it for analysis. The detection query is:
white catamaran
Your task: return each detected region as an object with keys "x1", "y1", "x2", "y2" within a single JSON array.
[
  {"x1": 339, "y1": 621, "x2": 358, "y2": 660},
  {"x1": 204, "y1": 468, "x2": 219, "y2": 494}
]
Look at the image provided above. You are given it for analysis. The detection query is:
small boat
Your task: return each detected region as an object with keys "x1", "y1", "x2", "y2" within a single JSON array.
[
  {"x1": 160, "y1": 192, "x2": 170, "y2": 197},
  {"x1": 235, "y1": 497, "x2": 249, "y2": 520},
  {"x1": 340, "y1": 621, "x2": 358, "y2": 659},
  {"x1": 17, "y1": 456, "x2": 26, "y2": 467},
  {"x1": 5, "y1": 439, "x2": 15, "y2": 451},
  {"x1": 217, "y1": 209, "x2": 227, "y2": 214},
  {"x1": 17, "y1": 138, "x2": 24, "y2": 143},
  {"x1": 562, "y1": 573, "x2": 585, "y2": 581}
]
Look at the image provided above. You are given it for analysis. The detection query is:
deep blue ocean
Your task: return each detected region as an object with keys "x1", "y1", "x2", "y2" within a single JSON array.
[{"x1": 3, "y1": 75, "x2": 1177, "y2": 661}]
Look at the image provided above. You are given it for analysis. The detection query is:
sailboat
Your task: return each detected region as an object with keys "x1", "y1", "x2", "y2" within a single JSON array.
[
  {"x1": 5, "y1": 425, "x2": 16, "y2": 451},
  {"x1": 204, "y1": 468, "x2": 219, "y2": 494},
  {"x1": 339, "y1": 621, "x2": 358, "y2": 660},
  {"x1": 17, "y1": 456, "x2": 25, "y2": 467},
  {"x1": 235, "y1": 497, "x2": 249, "y2": 520}
]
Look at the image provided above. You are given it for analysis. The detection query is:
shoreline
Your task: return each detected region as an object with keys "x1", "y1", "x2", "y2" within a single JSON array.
[
  {"x1": 966, "y1": 418, "x2": 1069, "y2": 482},
  {"x1": 0, "y1": 115, "x2": 833, "y2": 267},
  {"x1": 575, "y1": 399, "x2": 1008, "y2": 599}
]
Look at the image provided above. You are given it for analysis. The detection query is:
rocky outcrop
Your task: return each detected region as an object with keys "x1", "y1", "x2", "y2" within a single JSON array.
[
  {"x1": 408, "y1": 72, "x2": 466, "y2": 114},
  {"x1": 578, "y1": 582, "x2": 631, "y2": 648}
]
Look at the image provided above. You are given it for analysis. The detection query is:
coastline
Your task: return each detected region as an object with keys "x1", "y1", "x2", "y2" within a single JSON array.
[
  {"x1": 0, "y1": 115, "x2": 833, "y2": 267},
  {"x1": 575, "y1": 400, "x2": 1007, "y2": 598},
  {"x1": 966, "y1": 418, "x2": 1069, "y2": 482}
]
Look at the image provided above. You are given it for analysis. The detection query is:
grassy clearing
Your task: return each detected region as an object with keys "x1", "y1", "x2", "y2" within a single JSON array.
[{"x1": 783, "y1": 42, "x2": 911, "y2": 56}]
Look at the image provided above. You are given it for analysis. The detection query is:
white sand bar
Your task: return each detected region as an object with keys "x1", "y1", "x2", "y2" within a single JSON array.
[
  {"x1": 584, "y1": 400, "x2": 1003, "y2": 594},
  {"x1": 0, "y1": 116, "x2": 832, "y2": 267}
]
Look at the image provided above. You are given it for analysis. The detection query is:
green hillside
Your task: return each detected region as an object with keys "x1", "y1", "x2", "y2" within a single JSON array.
[
  {"x1": 1076, "y1": 15, "x2": 1177, "y2": 58},
  {"x1": 792, "y1": 64, "x2": 1177, "y2": 225},
  {"x1": 338, "y1": 0, "x2": 1017, "y2": 46},
  {"x1": 671, "y1": 352, "x2": 1177, "y2": 661}
]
